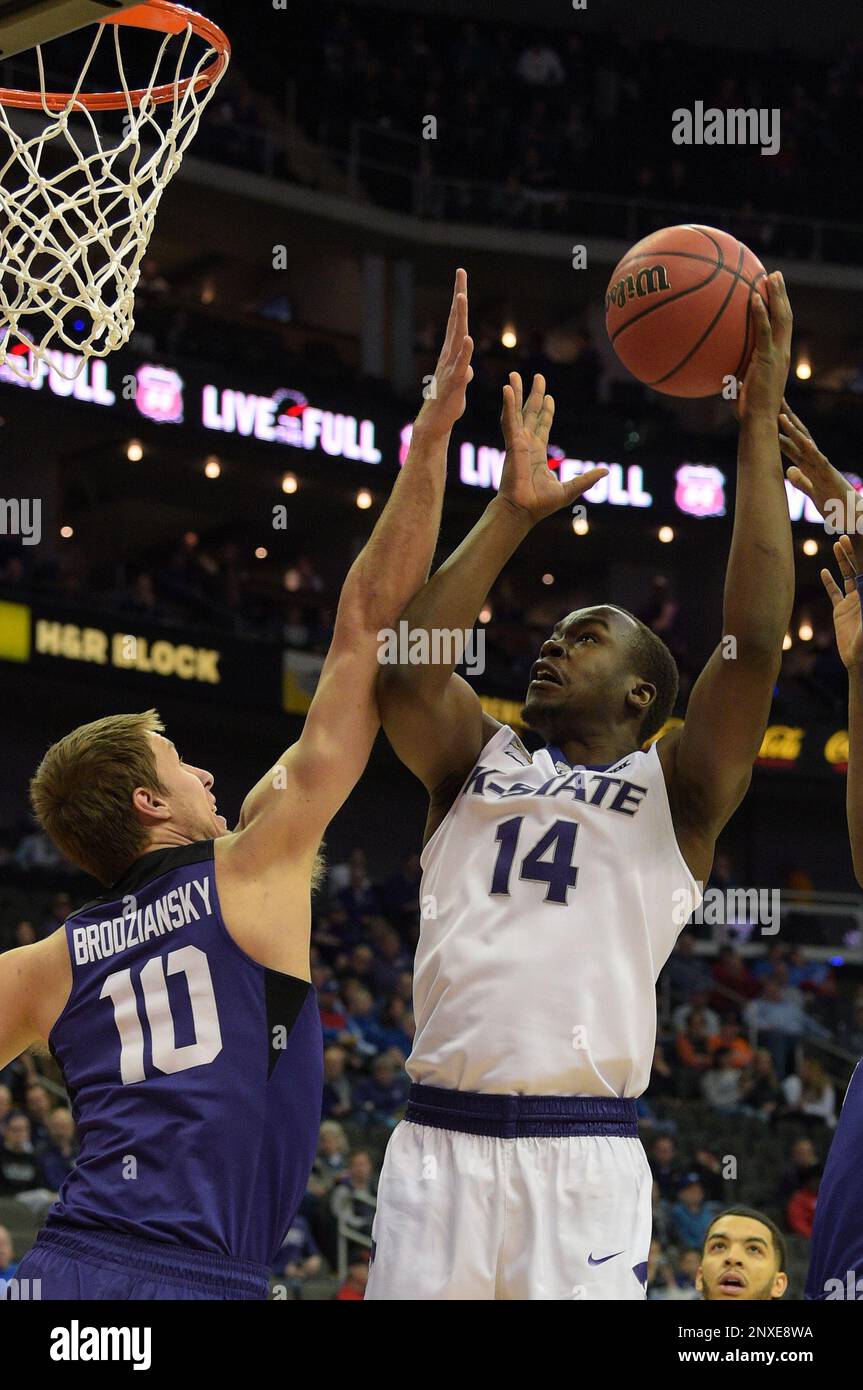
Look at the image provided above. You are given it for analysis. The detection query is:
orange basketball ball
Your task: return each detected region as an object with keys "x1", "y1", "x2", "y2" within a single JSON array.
[{"x1": 605, "y1": 224, "x2": 768, "y2": 398}]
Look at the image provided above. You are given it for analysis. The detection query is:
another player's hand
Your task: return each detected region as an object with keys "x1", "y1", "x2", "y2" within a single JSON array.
[
  {"x1": 413, "y1": 268, "x2": 474, "y2": 439},
  {"x1": 498, "y1": 372, "x2": 607, "y2": 524},
  {"x1": 821, "y1": 536, "x2": 863, "y2": 670},
  {"x1": 736, "y1": 271, "x2": 792, "y2": 423},
  {"x1": 780, "y1": 400, "x2": 863, "y2": 569}
]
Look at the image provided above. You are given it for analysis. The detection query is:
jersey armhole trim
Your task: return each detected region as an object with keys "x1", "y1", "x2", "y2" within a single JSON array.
[{"x1": 648, "y1": 738, "x2": 703, "y2": 913}]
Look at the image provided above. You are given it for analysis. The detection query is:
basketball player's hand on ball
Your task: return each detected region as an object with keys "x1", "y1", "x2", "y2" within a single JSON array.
[
  {"x1": 821, "y1": 536, "x2": 863, "y2": 670},
  {"x1": 414, "y1": 268, "x2": 474, "y2": 438},
  {"x1": 498, "y1": 371, "x2": 607, "y2": 524},
  {"x1": 736, "y1": 270, "x2": 792, "y2": 422},
  {"x1": 780, "y1": 402, "x2": 863, "y2": 570}
]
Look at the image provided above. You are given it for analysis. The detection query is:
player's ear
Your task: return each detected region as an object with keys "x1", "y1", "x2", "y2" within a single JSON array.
[
  {"x1": 132, "y1": 785, "x2": 171, "y2": 822},
  {"x1": 695, "y1": 1264, "x2": 704, "y2": 1293},
  {"x1": 627, "y1": 678, "x2": 656, "y2": 718},
  {"x1": 771, "y1": 1270, "x2": 788, "y2": 1299}
]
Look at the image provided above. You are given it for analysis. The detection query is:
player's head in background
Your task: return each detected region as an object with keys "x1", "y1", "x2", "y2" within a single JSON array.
[
  {"x1": 521, "y1": 604, "x2": 678, "y2": 752},
  {"x1": 30, "y1": 709, "x2": 228, "y2": 887},
  {"x1": 697, "y1": 1207, "x2": 788, "y2": 1300}
]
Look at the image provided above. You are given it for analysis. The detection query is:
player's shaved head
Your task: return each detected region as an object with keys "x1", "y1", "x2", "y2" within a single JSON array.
[{"x1": 521, "y1": 603, "x2": 678, "y2": 748}]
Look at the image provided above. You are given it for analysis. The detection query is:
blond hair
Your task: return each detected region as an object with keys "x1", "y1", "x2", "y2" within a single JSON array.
[{"x1": 30, "y1": 710, "x2": 167, "y2": 886}]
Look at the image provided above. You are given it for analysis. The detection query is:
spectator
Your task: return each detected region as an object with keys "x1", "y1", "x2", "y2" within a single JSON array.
[
  {"x1": 744, "y1": 978, "x2": 820, "y2": 1077},
  {"x1": 310, "y1": 1121, "x2": 349, "y2": 1197},
  {"x1": 672, "y1": 992, "x2": 720, "y2": 1037},
  {"x1": 38, "y1": 1107, "x2": 78, "y2": 1190},
  {"x1": 675, "y1": 1009, "x2": 718, "y2": 1095},
  {"x1": 782, "y1": 1057, "x2": 837, "y2": 1128},
  {"x1": 353, "y1": 1055, "x2": 409, "y2": 1128},
  {"x1": 786, "y1": 1166, "x2": 821, "y2": 1238},
  {"x1": 0, "y1": 1112, "x2": 56, "y2": 1216},
  {"x1": 702, "y1": 1049, "x2": 744, "y2": 1113},
  {"x1": 709, "y1": 1018, "x2": 754, "y2": 1069},
  {"x1": 0, "y1": 1224, "x2": 17, "y2": 1281},
  {"x1": 515, "y1": 41, "x2": 565, "y2": 87},
  {"x1": 671, "y1": 1173, "x2": 720, "y2": 1249},
  {"x1": 330, "y1": 1150, "x2": 377, "y2": 1251},
  {"x1": 271, "y1": 1214, "x2": 322, "y2": 1298},
  {"x1": 321, "y1": 1045, "x2": 353, "y2": 1121},
  {"x1": 335, "y1": 1252, "x2": 369, "y2": 1301},
  {"x1": 738, "y1": 1049, "x2": 783, "y2": 1122},
  {"x1": 709, "y1": 947, "x2": 760, "y2": 1012},
  {"x1": 649, "y1": 1134, "x2": 680, "y2": 1202},
  {"x1": 775, "y1": 1136, "x2": 819, "y2": 1209},
  {"x1": 13, "y1": 920, "x2": 36, "y2": 947},
  {"x1": 665, "y1": 935, "x2": 711, "y2": 1005},
  {"x1": 24, "y1": 1082, "x2": 53, "y2": 1148},
  {"x1": 0, "y1": 1084, "x2": 12, "y2": 1135}
]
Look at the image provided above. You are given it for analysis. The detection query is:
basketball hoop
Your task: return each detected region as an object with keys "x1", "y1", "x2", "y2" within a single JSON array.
[{"x1": 0, "y1": 1, "x2": 231, "y2": 382}]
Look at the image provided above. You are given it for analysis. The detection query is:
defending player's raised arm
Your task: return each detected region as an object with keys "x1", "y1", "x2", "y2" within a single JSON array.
[
  {"x1": 377, "y1": 373, "x2": 607, "y2": 798},
  {"x1": 227, "y1": 271, "x2": 473, "y2": 863},
  {"x1": 780, "y1": 402, "x2": 863, "y2": 568},
  {"x1": 819, "y1": 537, "x2": 863, "y2": 887},
  {"x1": 662, "y1": 272, "x2": 795, "y2": 878}
]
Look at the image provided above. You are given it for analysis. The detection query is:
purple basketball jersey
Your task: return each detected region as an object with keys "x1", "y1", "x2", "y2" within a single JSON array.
[{"x1": 45, "y1": 841, "x2": 323, "y2": 1266}]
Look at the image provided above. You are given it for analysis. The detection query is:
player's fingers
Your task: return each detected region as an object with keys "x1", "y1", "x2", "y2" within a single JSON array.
[
  {"x1": 455, "y1": 333, "x2": 474, "y2": 374},
  {"x1": 834, "y1": 536, "x2": 858, "y2": 583},
  {"x1": 821, "y1": 567, "x2": 844, "y2": 607},
  {"x1": 562, "y1": 466, "x2": 608, "y2": 506},
  {"x1": 523, "y1": 373, "x2": 546, "y2": 428},
  {"x1": 443, "y1": 268, "x2": 466, "y2": 346},
  {"x1": 779, "y1": 434, "x2": 803, "y2": 467},
  {"x1": 785, "y1": 464, "x2": 814, "y2": 497},
  {"x1": 750, "y1": 288, "x2": 772, "y2": 354},
  {"x1": 781, "y1": 399, "x2": 811, "y2": 440},
  {"x1": 535, "y1": 393, "x2": 555, "y2": 444},
  {"x1": 501, "y1": 382, "x2": 519, "y2": 444},
  {"x1": 509, "y1": 371, "x2": 523, "y2": 416}
]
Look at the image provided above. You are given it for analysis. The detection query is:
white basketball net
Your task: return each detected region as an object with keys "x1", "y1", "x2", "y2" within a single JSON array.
[{"x1": 0, "y1": 18, "x2": 228, "y2": 382}]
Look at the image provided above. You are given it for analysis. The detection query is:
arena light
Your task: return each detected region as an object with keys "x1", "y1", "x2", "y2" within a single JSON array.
[
  {"x1": 782, "y1": 632, "x2": 793, "y2": 651},
  {"x1": 798, "y1": 619, "x2": 814, "y2": 642},
  {"x1": 501, "y1": 324, "x2": 517, "y2": 349},
  {"x1": 254, "y1": 547, "x2": 268, "y2": 560},
  {"x1": 281, "y1": 472, "x2": 298, "y2": 495},
  {"x1": 802, "y1": 538, "x2": 819, "y2": 557},
  {"x1": 658, "y1": 525, "x2": 674, "y2": 544},
  {"x1": 572, "y1": 516, "x2": 589, "y2": 536},
  {"x1": 479, "y1": 605, "x2": 492, "y2": 623},
  {"x1": 59, "y1": 524, "x2": 73, "y2": 539},
  {"x1": 126, "y1": 439, "x2": 143, "y2": 462},
  {"x1": 542, "y1": 573, "x2": 554, "y2": 586},
  {"x1": 356, "y1": 489, "x2": 373, "y2": 510},
  {"x1": 795, "y1": 356, "x2": 812, "y2": 381},
  {"x1": 204, "y1": 456, "x2": 221, "y2": 479}
]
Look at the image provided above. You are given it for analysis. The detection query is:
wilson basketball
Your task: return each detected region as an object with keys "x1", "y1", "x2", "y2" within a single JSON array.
[{"x1": 605, "y1": 224, "x2": 768, "y2": 398}]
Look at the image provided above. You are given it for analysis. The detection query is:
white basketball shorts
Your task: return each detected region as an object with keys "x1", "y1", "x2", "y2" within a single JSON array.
[{"x1": 365, "y1": 1091, "x2": 652, "y2": 1301}]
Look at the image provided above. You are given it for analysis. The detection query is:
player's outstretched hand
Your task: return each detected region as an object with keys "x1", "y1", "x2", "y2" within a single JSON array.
[
  {"x1": 413, "y1": 268, "x2": 474, "y2": 439},
  {"x1": 498, "y1": 371, "x2": 607, "y2": 524},
  {"x1": 780, "y1": 400, "x2": 863, "y2": 567},
  {"x1": 821, "y1": 535, "x2": 863, "y2": 670},
  {"x1": 736, "y1": 271, "x2": 792, "y2": 423}
]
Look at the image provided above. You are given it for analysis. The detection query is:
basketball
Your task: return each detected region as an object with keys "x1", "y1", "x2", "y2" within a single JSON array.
[{"x1": 605, "y1": 224, "x2": 768, "y2": 398}]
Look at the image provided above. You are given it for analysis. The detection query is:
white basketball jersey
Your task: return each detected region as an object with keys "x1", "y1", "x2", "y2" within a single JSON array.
[{"x1": 408, "y1": 724, "x2": 702, "y2": 1098}]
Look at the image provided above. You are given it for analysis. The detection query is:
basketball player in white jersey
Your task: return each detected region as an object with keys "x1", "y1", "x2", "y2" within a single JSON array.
[{"x1": 366, "y1": 272, "x2": 794, "y2": 1301}]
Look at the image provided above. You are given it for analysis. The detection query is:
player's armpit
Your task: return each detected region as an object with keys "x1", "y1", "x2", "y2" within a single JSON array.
[
  {"x1": 660, "y1": 640, "x2": 779, "y2": 878},
  {"x1": 377, "y1": 667, "x2": 499, "y2": 797}
]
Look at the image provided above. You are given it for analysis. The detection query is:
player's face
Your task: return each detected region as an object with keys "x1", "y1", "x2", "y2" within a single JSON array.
[
  {"x1": 521, "y1": 605, "x2": 643, "y2": 741},
  {"x1": 149, "y1": 734, "x2": 229, "y2": 841},
  {"x1": 697, "y1": 1216, "x2": 788, "y2": 1300}
]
